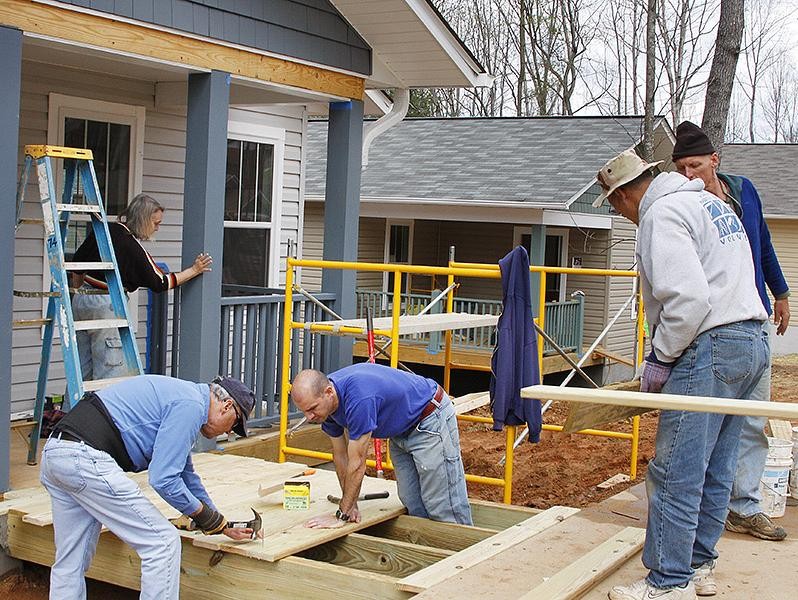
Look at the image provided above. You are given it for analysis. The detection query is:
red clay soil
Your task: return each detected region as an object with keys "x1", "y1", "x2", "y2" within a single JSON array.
[
  {"x1": 4, "y1": 356, "x2": 798, "y2": 597},
  {"x1": 460, "y1": 355, "x2": 798, "y2": 508}
]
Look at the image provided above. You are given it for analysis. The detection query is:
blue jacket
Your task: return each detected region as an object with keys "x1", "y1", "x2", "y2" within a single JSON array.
[
  {"x1": 719, "y1": 173, "x2": 789, "y2": 315},
  {"x1": 490, "y1": 246, "x2": 542, "y2": 442}
]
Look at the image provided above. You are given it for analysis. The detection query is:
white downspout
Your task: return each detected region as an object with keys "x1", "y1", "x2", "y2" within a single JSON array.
[{"x1": 362, "y1": 88, "x2": 410, "y2": 168}]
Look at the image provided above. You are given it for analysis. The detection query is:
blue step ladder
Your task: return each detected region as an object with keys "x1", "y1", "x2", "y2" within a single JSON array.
[{"x1": 14, "y1": 145, "x2": 143, "y2": 465}]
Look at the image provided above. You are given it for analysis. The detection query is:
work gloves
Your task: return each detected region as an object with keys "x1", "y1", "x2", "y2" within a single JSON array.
[
  {"x1": 640, "y1": 354, "x2": 673, "y2": 394},
  {"x1": 191, "y1": 502, "x2": 227, "y2": 535}
]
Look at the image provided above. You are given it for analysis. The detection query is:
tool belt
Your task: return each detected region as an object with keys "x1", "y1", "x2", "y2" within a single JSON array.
[
  {"x1": 52, "y1": 392, "x2": 136, "y2": 472},
  {"x1": 416, "y1": 385, "x2": 446, "y2": 424}
]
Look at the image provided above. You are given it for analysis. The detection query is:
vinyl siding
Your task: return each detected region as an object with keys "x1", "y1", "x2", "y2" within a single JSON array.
[
  {"x1": 766, "y1": 219, "x2": 798, "y2": 305},
  {"x1": 604, "y1": 218, "x2": 638, "y2": 359},
  {"x1": 297, "y1": 203, "x2": 384, "y2": 291},
  {"x1": 11, "y1": 59, "x2": 304, "y2": 413},
  {"x1": 55, "y1": 0, "x2": 371, "y2": 74},
  {"x1": 564, "y1": 228, "x2": 611, "y2": 354}
]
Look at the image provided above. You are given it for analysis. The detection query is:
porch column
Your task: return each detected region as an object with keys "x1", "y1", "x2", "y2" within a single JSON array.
[
  {"x1": 528, "y1": 224, "x2": 546, "y2": 317},
  {"x1": 0, "y1": 26, "x2": 22, "y2": 494},
  {"x1": 322, "y1": 100, "x2": 364, "y2": 372},
  {"x1": 178, "y1": 71, "x2": 229, "y2": 414}
]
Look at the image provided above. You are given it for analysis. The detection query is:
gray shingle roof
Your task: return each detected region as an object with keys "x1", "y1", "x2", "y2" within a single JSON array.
[
  {"x1": 720, "y1": 144, "x2": 798, "y2": 217},
  {"x1": 305, "y1": 117, "x2": 652, "y2": 206}
]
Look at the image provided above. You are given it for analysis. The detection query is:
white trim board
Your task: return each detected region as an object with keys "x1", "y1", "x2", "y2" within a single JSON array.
[{"x1": 521, "y1": 385, "x2": 798, "y2": 419}]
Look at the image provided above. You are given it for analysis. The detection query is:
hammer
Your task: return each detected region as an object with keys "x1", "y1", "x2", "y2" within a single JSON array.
[{"x1": 326, "y1": 491, "x2": 390, "y2": 504}]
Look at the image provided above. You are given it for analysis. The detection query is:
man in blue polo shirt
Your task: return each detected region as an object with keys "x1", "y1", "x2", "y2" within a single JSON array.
[
  {"x1": 40, "y1": 375, "x2": 257, "y2": 600},
  {"x1": 291, "y1": 363, "x2": 472, "y2": 528}
]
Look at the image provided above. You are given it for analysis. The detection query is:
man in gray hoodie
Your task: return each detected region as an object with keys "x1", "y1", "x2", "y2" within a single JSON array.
[{"x1": 592, "y1": 149, "x2": 769, "y2": 600}]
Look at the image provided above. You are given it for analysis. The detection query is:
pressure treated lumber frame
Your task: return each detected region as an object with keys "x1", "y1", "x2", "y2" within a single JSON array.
[
  {"x1": 0, "y1": 0, "x2": 365, "y2": 100},
  {"x1": 521, "y1": 385, "x2": 798, "y2": 419}
]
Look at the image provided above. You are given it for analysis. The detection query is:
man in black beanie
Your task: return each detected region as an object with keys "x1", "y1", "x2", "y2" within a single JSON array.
[{"x1": 671, "y1": 120, "x2": 791, "y2": 593}]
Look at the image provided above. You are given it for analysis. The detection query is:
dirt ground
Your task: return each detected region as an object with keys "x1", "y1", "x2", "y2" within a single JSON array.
[
  {"x1": 3, "y1": 355, "x2": 798, "y2": 597},
  {"x1": 460, "y1": 354, "x2": 798, "y2": 508}
]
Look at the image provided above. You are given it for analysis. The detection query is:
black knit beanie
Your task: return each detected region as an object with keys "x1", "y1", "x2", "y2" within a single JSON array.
[{"x1": 672, "y1": 121, "x2": 715, "y2": 160}]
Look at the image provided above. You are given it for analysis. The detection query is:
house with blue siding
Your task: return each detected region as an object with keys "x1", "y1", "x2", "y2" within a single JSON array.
[{"x1": 1, "y1": 0, "x2": 489, "y2": 490}]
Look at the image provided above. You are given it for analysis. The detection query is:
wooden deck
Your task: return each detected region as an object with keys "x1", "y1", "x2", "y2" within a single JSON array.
[{"x1": 3, "y1": 447, "x2": 795, "y2": 598}]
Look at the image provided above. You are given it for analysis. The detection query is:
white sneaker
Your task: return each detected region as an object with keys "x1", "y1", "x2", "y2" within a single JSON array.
[
  {"x1": 609, "y1": 578, "x2": 697, "y2": 600},
  {"x1": 692, "y1": 561, "x2": 716, "y2": 596}
]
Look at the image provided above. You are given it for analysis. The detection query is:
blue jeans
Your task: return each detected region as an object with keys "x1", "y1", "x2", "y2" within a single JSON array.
[
  {"x1": 729, "y1": 322, "x2": 773, "y2": 517},
  {"x1": 390, "y1": 394, "x2": 473, "y2": 525},
  {"x1": 40, "y1": 436, "x2": 181, "y2": 600},
  {"x1": 72, "y1": 290, "x2": 129, "y2": 381},
  {"x1": 643, "y1": 320, "x2": 768, "y2": 589}
]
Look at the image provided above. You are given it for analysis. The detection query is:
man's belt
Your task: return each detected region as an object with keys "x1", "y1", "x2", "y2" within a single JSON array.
[{"x1": 417, "y1": 385, "x2": 445, "y2": 423}]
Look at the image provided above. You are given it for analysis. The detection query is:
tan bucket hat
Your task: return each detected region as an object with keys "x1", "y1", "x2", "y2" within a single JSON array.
[{"x1": 592, "y1": 149, "x2": 663, "y2": 207}]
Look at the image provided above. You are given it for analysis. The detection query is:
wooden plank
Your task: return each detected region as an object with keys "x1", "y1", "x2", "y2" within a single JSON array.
[
  {"x1": 219, "y1": 425, "x2": 331, "y2": 464},
  {"x1": 5, "y1": 511, "x2": 413, "y2": 600},
  {"x1": 769, "y1": 419, "x2": 794, "y2": 441},
  {"x1": 523, "y1": 385, "x2": 798, "y2": 420},
  {"x1": 397, "y1": 506, "x2": 580, "y2": 593},
  {"x1": 359, "y1": 515, "x2": 496, "y2": 552},
  {"x1": 592, "y1": 347, "x2": 635, "y2": 367},
  {"x1": 517, "y1": 527, "x2": 645, "y2": 600},
  {"x1": 452, "y1": 392, "x2": 490, "y2": 415},
  {"x1": 0, "y1": 0, "x2": 365, "y2": 100},
  {"x1": 298, "y1": 532, "x2": 453, "y2": 578},
  {"x1": 305, "y1": 313, "x2": 500, "y2": 336},
  {"x1": 468, "y1": 498, "x2": 542, "y2": 531},
  {"x1": 562, "y1": 380, "x2": 643, "y2": 433}
]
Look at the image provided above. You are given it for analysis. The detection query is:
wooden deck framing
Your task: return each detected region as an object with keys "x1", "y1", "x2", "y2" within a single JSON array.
[{"x1": 0, "y1": 453, "x2": 642, "y2": 599}]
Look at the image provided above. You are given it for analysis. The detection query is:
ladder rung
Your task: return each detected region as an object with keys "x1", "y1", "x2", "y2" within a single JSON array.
[
  {"x1": 13, "y1": 318, "x2": 51, "y2": 328},
  {"x1": 73, "y1": 319, "x2": 130, "y2": 331},
  {"x1": 64, "y1": 262, "x2": 114, "y2": 271},
  {"x1": 14, "y1": 290, "x2": 61, "y2": 298},
  {"x1": 18, "y1": 218, "x2": 44, "y2": 225},
  {"x1": 83, "y1": 376, "x2": 136, "y2": 392},
  {"x1": 56, "y1": 203, "x2": 102, "y2": 214}
]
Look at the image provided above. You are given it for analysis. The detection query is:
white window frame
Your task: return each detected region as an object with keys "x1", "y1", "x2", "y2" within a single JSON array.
[
  {"x1": 382, "y1": 219, "x2": 414, "y2": 295},
  {"x1": 224, "y1": 120, "x2": 285, "y2": 289},
  {"x1": 513, "y1": 226, "x2": 569, "y2": 302},
  {"x1": 43, "y1": 94, "x2": 145, "y2": 330}
]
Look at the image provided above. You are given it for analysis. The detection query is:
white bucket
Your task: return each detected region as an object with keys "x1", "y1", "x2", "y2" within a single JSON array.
[
  {"x1": 792, "y1": 428, "x2": 798, "y2": 500},
  {"x1": 760, "y1": 438, "x2": 793, "y2": 518}
]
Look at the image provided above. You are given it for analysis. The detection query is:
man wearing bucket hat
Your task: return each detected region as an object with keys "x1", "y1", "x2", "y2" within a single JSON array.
[
  {"x1": 593, "y1": 149, "x2": 769, "y2": 600},
  {"x1": 672, "y1": 121, "x2": 790, "y2": 544},
  {"x1": 40, "y1": 374, "x2": 256, "y2": 600}
]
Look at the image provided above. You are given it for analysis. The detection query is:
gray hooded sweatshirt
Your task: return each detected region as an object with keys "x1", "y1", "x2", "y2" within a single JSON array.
[{"x1": 637, "y1": 172, "x2": 767, "y2": 363}]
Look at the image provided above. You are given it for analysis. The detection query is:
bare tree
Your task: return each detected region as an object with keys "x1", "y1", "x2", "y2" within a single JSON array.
[
  {"x1": 643, "y1": 0, "x2": 657, "y2": 160},
  {"x1": 702, "y1": 0, "x2": 744, "y2": 151},
  {"x1": 655, "y1": 0, "x2": 718, "y2": 127},
  {"x1": 736, "y1": 0, "x2": 792, "y2": 141},
  {"x1": 762, "y1": 56, "x2": 798, "y2": 142}
]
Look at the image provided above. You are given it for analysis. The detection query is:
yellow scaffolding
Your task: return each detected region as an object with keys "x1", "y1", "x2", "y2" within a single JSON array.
[{"x1": 278, "y1": 257, "x2": 645, "y2": 504}]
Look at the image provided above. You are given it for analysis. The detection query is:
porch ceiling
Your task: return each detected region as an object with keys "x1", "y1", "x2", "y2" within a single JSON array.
[{"x1": 331, "y1": 0, "x2": 492, "y2": 89}]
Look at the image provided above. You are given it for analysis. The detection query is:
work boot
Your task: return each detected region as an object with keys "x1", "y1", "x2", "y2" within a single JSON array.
[
  {"x1": 608, "y1": 579, "x2": 696, "y2": 600},
  {"x1": 692, "y1": 561, "x2": 716, "y2": 596},
  {"x1": 725, "y1": 511, "x2": 787, "y2": 541}
]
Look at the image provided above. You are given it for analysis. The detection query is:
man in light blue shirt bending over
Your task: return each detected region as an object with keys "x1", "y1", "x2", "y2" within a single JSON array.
[{"x1": 41, "y1": 374, "x2": 256, "y2": 600}]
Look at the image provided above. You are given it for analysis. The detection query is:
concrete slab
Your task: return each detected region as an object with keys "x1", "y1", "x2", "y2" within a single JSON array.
[{"x1": 580, "y1": 483, "x2": 798, "y2": 599}]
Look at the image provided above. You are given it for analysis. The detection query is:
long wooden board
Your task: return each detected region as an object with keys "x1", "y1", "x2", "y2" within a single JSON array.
[
  {"x1": 305, "y1": 312, "x2": 499, "y2": 335},
  {"x1": 517, "y1": 527, "x2": 645, "y2": 600},
  {"x1": 523, "y1": 385, "x2": 798, "y2": 420},
  {"x1": 397, "y1": 506, "x2": 579, "y2": 593},
  {"x1": 562, "y1": 380, "x2": 644, "y2": 433}
]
